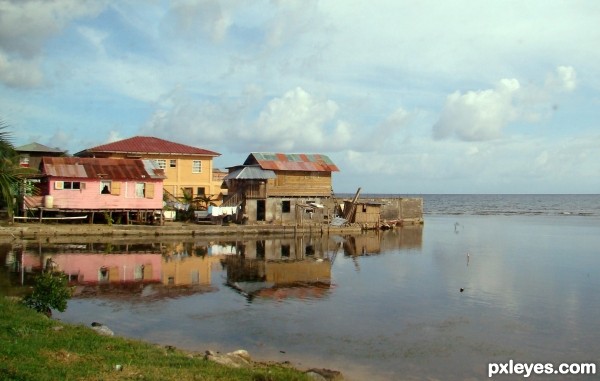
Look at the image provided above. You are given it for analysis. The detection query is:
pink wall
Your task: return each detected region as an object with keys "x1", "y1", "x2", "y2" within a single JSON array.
[
  {"x1": 24, "y1": 253, "x2": 162, "y2": 283},
  {"x1": 47, "y1": 179, "x2": 163, "y2": 210}
]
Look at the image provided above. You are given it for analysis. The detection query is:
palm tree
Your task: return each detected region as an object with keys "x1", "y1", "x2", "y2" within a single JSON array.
[{"x1": 0, "y1": 122, "x2": 35, "y2": 219}]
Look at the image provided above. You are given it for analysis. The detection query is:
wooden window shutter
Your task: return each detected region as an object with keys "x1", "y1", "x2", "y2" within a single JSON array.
[
  {"x1": 145, "y1": 183, "x2": 155, "y2": 199},
  {"x1": 111, "y1": 181, "x2": 121, "y2": 195}
]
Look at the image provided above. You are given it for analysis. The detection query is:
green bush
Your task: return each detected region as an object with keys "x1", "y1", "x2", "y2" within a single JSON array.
[{"x1": 22, "y1": 271, "x2": 72, "y2": 316}]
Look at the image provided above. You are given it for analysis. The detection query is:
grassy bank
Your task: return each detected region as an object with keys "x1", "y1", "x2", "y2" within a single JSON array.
[{"x1": 0, "y1": 298, "x2": 309, "y2": 381}]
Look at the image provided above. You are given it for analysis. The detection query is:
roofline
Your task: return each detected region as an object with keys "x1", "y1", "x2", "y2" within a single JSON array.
[{"x1": 76, "y1": 150, "x2": 221, "y2": 157}]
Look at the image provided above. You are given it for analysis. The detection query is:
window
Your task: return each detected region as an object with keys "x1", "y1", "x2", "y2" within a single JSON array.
[
  {"x1": 191, "y1": 270, "x2": 199, "y2": 284},
  {"x1": 197, "y1": 187, "x2": 205, "y2": 196},
  {"x1": 155, "y1": 159, "x2": 166, "y2": 169},
  {"x1": 305, "y1": 245, "x2": 315, "y2": 256},
  {"x1": 282, "y1": 200, "x2": 291, "y2": 213},
  {"x1": 19, "y1": 156, "x2": 30, "y2": 167},
  {"x1": 99, "y1": 267, "x2": 109, "y2": 282},
  {"x1": 134, "y1": 265, "x2": 145, "y2": 281},
  {"x1": 256, "y1": 240, "x2": 265, "y2": 259},
  {"x1": 169, "y1": 159, "x2": 177, "y2": 168},
  {"x1": 281, "y1": 244, "x2": 290, "y2": 258},
  {"x1": 192, "y1": 160, "x2": 202, "y2": 173},
  {"x1": 63, "y1": 181, "x2": 82, "y2": 190},
  {"x1": 135, "y1": 183, "x2": 145, "y2": 198},
  {"x1": 100, "y1": 180, "x2": 111, "y2": 194}
]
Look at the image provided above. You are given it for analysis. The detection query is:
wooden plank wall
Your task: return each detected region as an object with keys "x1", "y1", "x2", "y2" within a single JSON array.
[{"x1": 267, "y1": 171, "x2": 332, "y2": 197}]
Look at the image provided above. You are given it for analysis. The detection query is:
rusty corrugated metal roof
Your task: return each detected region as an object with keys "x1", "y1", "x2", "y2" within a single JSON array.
[
  {"x1": 41, "y1": 157, "x2": 166, "y2": 180},
  {"x1": 75, "y1": 136, "x2": 220, "y2": 157},
  {"x1": 244, "y1": 153, "x2": 339, "y2": 172}
]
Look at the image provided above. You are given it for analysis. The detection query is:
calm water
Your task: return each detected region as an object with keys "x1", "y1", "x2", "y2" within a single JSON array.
[{"x1": 2, "y1": 194, "x2": 600, "y2": 380}]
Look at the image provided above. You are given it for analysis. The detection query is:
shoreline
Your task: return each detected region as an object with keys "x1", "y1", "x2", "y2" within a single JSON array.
[{"x1": 0, "y1": 221, "x2": 364, "y2": 242}]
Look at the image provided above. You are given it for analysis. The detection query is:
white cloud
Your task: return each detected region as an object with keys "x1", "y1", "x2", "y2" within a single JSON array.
[
  {"x1": 140, "y1": 86, "x2": 354, "y2": 154},
  {"x1": 433, "y1": 67, "x2": 579, "y2": 142},
  {"x1": 433, "y1": 79, "x2": 520, "y2": 141},
  {"x1": 546, "y1": 65, "x2": 577, "y2": 93},
  {"x1": 0, "y1": 52, "x2": 43, "y2": 87},
  {"x1": 244, "y1": 87, "x2": 351, "y2": 151},
  {"x1": 0, "y1": 0, "x2": 107, "y2": 87},
  {"x1": 162, "y1": 0, "x2": 232, "y2": 42}
]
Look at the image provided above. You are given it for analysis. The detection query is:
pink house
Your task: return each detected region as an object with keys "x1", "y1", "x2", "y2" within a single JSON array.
[{"x1": 23, "y1": 157, "x2": 166, "y2": 224}]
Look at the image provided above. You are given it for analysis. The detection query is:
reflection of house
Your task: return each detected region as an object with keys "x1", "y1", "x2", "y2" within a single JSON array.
[
  {"x1": 162, "y1": 254, "x2": 219, "y2": 287},
  {"x1": 343, "y1": 234, "x2": 382, "y2": 257},
  {"x1": 23, "y1": 253, "x2": 161, "y2": 284},
  {"x1": 75, "y1": 136, "x2": 221, "y2": 202},
  {"x1": 22, "y1": 157, "x2": 165, "y2": 223},
  {"x1": 223, "y1": 234, "x2": 334, "y2": 299},
  {"x1": 225, "y1": 257, "x2": 332, "y2": 299},
  {"x1": 222, "y1": 153, "x2": 339, "y2": 224}
]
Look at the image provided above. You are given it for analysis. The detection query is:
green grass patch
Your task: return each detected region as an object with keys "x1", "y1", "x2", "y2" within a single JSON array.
[{"x1": 0, "y1": 298, "x2": 309, "y2": 381}]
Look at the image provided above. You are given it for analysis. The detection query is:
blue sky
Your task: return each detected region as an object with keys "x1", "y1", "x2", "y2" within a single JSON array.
[{"x1": 1, "y1": 0, "x2": 599, "y2": 194}]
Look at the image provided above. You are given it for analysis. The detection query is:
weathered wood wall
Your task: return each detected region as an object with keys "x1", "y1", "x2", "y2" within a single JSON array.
[{"x1": 267, "y1": 171, "x2": 332, "y2": 197}]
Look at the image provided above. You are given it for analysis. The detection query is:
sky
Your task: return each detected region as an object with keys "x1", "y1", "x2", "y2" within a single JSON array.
[{"x1": 1, "y1": 0, "x2": 599, "y2": 194}]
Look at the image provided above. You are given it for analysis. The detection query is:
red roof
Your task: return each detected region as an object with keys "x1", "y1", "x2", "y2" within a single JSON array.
[
  {"x1": 244, "y1": 153, "x2": 339, "y2": 172},
  {"x1": 41, "y1": 157, "x2": 166, "y2": 180},
  {"x1": 76, "y1": 136, "x2": 220, "y2": 157}
]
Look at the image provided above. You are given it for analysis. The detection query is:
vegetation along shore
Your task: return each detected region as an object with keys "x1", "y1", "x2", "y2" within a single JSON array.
[{"x1": 0, "y1": 297, "x2": 343, "y2": 380}]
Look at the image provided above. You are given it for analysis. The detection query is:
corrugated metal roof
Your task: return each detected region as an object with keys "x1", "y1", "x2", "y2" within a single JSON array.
[
  {"x1": 41, "y1": 157, "x2": 166, "y2": 180},
  {"x1": 223, "y1": 165, "x2": 277, "y2": 180},
  {"x1": 244, "y1": 152, "x2": 339, "y2": 172},
  {"x1": 75, "y1": 136, "x2": 220, "y2": 157}
]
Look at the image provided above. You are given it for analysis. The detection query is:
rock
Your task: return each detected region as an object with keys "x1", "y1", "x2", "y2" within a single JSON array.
[
  {"x1": 305, "y1": 368, "x2": 344, "y2": 381},
  {"x1": 90, "y1": 322, "x2": 114, "y2": 336},
  {"x1": 204, "y1": 349, "x2": 252, "y2": 368},
  {"x1": 305, "y1": 371, "x2": 328, "y2": 381}
]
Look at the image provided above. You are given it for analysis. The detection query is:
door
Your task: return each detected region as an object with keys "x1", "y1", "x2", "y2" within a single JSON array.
[{"x1": 257, "y1": 199, "x2": 265, "y2": 221}]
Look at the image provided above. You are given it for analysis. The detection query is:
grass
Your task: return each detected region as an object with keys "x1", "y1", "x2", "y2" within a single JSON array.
[{"x1": 0, "y1": 297, "x2": 310, "y2": 381}]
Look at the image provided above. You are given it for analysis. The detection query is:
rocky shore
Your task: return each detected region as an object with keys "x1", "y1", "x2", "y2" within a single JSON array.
[{"x1": 88, "y1": 320, "x2": 344, "y2": 380}]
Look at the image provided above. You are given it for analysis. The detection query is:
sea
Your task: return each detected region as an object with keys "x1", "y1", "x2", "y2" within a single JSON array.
[{"x1": 2, "y1": 194, "x2": 599, "y2": 380}]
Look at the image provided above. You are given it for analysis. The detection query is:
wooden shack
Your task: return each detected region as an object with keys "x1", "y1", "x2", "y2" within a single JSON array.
[
  {"x1": 343, "y1": 200, "x2": 382, "y2": 229},
  {"x1": 222, "y1": 153, "x2": 339, "y2": 225}
]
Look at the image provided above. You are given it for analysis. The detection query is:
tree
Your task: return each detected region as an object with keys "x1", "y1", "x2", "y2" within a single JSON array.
[
  {"x1": 22, "y1": 271, "x2": 73, "y2": 316},
  {"x1": 0, "y1": 123, "x2": 19, "y2": 218},
  {"x1": 0, "y1": 122, "x2": 37, "y2": 219}
]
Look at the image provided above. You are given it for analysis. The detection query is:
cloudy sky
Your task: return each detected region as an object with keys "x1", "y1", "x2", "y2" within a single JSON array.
[{"x1": 1, "y1": 0, "x2": 599, "y2": 194}]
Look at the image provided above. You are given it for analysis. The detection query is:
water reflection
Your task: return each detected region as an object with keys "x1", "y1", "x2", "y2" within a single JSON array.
[{"x1": 2, "y1": 229, "x2": 423, "y2": 301}]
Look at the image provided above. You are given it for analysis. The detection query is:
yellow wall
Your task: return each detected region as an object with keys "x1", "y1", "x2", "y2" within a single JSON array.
[{"x1": 102, "y1": 153, "x2": 218, "y2": 199}]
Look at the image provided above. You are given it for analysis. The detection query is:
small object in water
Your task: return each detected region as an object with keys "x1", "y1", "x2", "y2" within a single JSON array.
[
  {"x1": 460, "y1": 288, "x2": 465, "y2": 292},
  {"x1": 280, "y1": 350, "x2": 286, "y2": 354}
]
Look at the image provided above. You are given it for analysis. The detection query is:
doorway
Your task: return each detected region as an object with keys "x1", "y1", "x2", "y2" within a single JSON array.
[{"x1": 257, "y1": 200, "x2": 265, "y2": 221}]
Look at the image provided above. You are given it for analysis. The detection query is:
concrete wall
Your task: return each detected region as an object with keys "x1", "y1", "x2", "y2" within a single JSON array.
[{"x1": 244, "y1": 197, "x2": 334, "y2": 224}]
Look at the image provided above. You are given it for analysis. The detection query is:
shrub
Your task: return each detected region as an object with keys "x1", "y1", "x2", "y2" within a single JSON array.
[{"x1": 22, "y1": 271, "x2": 72, "y2": 316}]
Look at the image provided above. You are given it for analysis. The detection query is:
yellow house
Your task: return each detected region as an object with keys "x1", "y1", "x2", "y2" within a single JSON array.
[{"x1": 75, "y1": 136, "x2": 221, "y2": 200}]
